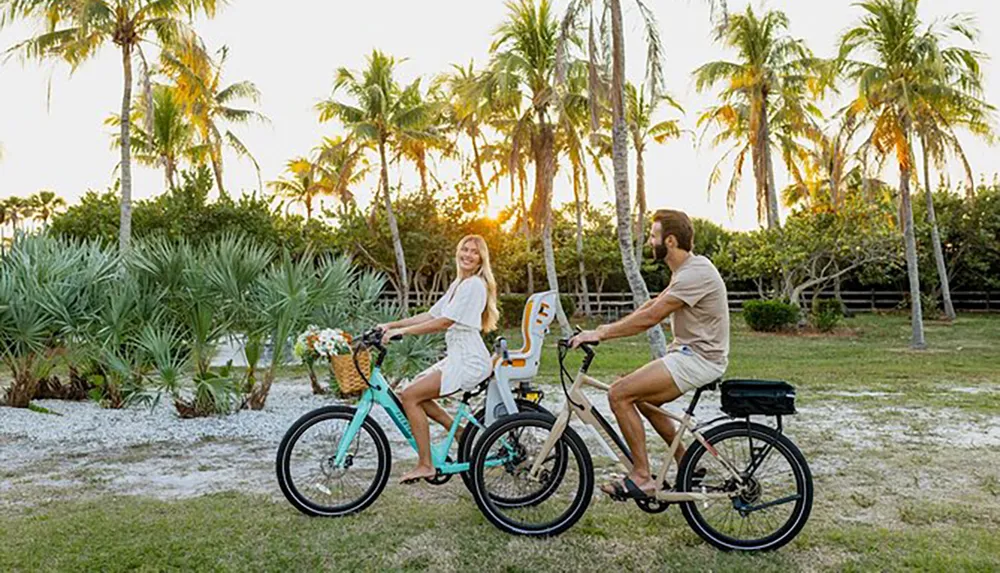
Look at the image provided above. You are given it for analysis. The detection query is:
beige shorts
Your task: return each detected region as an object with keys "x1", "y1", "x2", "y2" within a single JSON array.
[{"x1": 661, "y1": 346, "x2": 727, "y2": 394}]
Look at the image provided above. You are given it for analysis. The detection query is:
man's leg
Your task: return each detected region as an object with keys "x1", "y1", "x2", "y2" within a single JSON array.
[
  {"x1": 636, "y1": 399, "x2": 687, "y2": 463},
  {"x1": 606, "y1": 359, "x2": 683, "y2": 493}
]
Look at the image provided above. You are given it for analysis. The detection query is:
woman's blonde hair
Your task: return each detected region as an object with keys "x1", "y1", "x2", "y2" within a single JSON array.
[{"x1": 455, "y1": 235, "x2": 499, "y2": 332}]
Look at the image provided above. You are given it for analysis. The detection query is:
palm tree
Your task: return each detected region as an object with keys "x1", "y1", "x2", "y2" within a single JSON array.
[
  {"x1": 2, "y1": 196, "x2": 31, "y2": 233},
  {"x1": 392, "y1": 83, "x2": 450, "y2": 195},
  {"x1": 2, "y1": 0, "x2": 221, "y2": 252},
  {"x1": 782, "y1": 114, "x2": 866, "y2": 210},
  {"x1": 314, "y1": 136, "x2": 370, "y2": 208},
  {"x1": 912, "y1": 54, "x2": 994, "y2": 321},
  {"x1": 623, "y1": 82, "x2": 683, "y2": 263},
  {"x1": 268, "y1": 157, "x2": 324, "y2": 220},
  {"x1": 107, "y1": 84, "x2": 198, "y2": 189},
  {"x1": 442, "y1": 61, "x2": 493, "y2": 198},
  {"x1": 29, "y1": 190, "x2": 66, "y2": 226},
  {"x1": 837, "y1": 0, "x2": 989, "y2": 347},
  {"x1": 560, "y1": 63, "x2": 596, "y2": 316},
  {"x1": 481, "y1": 125, "x2": 535, "y2": 292},
  {"x1": 161, "y1": 38, "x2": 267, "y2": 196},
  {"x1": 557, "y1": 0, "x2": 711, "y2": 356},
  {"x1": 316, "y1": 50, "x2": 438, "y2": 310},
  {"x1": 486, "y1": 0, "x2": 581, "y2": 334},
  {"x1": 694, "y1": 5, "x2": 816, "y2": 230}
]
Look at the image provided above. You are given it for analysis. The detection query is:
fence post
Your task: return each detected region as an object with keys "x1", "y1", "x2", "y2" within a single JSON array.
[{"x1": 871, "y1": 289, "x2": 876, "y2": 311}]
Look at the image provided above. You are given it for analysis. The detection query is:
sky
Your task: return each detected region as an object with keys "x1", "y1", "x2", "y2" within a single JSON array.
[{"x1": 1, "y1": 0, "x2": 998, "y2": 231}]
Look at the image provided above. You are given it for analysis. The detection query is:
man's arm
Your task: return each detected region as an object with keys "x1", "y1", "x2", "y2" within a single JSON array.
[{"x1": 595, "y1": 292, "x2": 684, "y2": 342}]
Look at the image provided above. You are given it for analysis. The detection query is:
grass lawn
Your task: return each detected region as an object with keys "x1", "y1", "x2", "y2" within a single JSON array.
[{"x1": 2, "y1": 313, "x2": 999, "y2": 572}]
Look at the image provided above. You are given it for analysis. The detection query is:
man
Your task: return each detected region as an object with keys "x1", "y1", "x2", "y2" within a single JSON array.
[{"x1": 570, "y1": 209, "x2": 730, "y2": 499}]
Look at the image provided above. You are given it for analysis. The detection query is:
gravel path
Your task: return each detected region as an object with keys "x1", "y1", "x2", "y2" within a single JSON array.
[{"x1": 2, "y1": 379, "x2": 999, "y2": 505}]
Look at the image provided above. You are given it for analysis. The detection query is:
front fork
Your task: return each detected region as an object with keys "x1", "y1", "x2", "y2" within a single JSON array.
[{"x1": 332, "y1": 390, "x2": 375, "y2": 468}]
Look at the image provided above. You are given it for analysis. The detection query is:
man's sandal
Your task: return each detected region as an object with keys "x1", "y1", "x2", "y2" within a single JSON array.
[{"x1": 601, "y1": 477, "x2": 655, "y2": 501}]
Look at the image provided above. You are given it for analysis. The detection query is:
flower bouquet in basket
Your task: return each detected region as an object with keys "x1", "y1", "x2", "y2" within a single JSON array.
[{"x1": 293, "y1": 326, "x2": 370, "y2": 397}]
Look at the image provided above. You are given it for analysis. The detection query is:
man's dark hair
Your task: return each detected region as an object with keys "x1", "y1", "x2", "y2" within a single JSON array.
[{"x1": 652, "y1": 209, "x2": 694, "y2": 251}]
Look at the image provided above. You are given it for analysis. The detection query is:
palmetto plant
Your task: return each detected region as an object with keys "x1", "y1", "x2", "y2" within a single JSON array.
[
  {"x1": 245, "y1": 250, "x2": 345, "y2": 410},
  {"x1": 0, "y1": 235, "x2": 118, "y2": 408},
  {"x1": 1, "y1": 0, "x2": 223, "y2": 252},
  {"x1": 129, "y1": 236, "x2": 244, "y2": 416}
]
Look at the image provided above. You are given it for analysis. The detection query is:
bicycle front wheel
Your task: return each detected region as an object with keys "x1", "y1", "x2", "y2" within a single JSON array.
[
  {"x1": 678, "y1": 421, "x2": 813, "y2": 551},
  {"x1": 276, "y1": 405, "x2": 391, "y2": 517},
  {"x1": 471, "y1": 412, "x2": 593, "y2": 537}
]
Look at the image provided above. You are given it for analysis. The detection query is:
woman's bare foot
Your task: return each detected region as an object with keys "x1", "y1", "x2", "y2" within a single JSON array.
[{"x1": 399, "y1": 465, "x2": 437, "y2": 484}]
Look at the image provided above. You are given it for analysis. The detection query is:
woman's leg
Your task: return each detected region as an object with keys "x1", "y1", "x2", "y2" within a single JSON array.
[
  {"x1": 399, "y1": 370, "x2": 443, "y2": 482},
  {"x1": 421, "y1": 400, "x2": 453, "y2": 430}
]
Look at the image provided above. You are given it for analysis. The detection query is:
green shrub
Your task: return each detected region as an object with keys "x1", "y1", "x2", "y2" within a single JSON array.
[
  {"x1": 560, "y1": 294, "x2": 576, "y2": 318},
  {"x1": 811, "y1": 298, "x2": 843, "y2": 332},
  {"x1": 742, "y1": 299, "x2": 799, "y2": 332},
  {"x1": 920, "y1": 292, "x2": 942, "y2": 320},
  {"x1": 498, "y1": 294, "x2": 528, "y2": 329}
]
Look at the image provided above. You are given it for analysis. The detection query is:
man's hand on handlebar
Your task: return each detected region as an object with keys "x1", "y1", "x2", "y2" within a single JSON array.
[{"x1": 569, "y1": 329, "x2": 601, "y2": 349}]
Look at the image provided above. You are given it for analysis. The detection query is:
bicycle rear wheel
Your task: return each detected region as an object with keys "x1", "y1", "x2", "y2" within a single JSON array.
[
  {"x1": 678, "y1": 421, "x2": 812, "y2": 551},
  {"x1": 471, "y1": 412, "x2": 593, "y2": 537},
  {"x1": 458, "y1": 399, "x2": 552, "y2": 493},
  {"x1": 276, "y1": 405, "x2": 391, "y2": 517}
]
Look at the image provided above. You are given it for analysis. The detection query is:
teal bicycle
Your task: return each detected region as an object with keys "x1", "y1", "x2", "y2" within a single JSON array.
[{"x1": 276, "y1": 327, "x2": 553, "y2": 517}]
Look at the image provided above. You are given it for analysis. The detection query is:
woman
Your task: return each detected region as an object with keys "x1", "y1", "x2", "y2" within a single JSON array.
[{"x1": 380, "y1": 235, "x2": 499, "y2": 483}]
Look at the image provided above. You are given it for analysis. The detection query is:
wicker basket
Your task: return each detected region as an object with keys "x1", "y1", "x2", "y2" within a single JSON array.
[{"x1": 330, "y1": 351, "x2": 370, "y2": 396}]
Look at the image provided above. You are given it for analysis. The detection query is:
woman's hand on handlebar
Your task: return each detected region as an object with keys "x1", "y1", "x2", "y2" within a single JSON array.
[
  {"x1": 569, "y1": 329, "x2": 601, "y2": 349},
  {"x1": 381, "y1": 328, "x2": 404, "y2": 346}
]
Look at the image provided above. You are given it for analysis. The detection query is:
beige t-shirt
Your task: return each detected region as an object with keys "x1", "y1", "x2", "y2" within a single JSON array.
[{"x1": 664, "y1": 254, "x2": 730, "y2": 367}]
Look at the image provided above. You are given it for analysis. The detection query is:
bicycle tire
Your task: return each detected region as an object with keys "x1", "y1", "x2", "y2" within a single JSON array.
[
  {"x1": 470, "y1": 412, "x2": 593, "y2": 537},
  {"x1": 678, "y1": 421, "x2": 812, "y2": 551},
  {"x1": 276, "y1": 405, "x2": 391, "y2": 517}
]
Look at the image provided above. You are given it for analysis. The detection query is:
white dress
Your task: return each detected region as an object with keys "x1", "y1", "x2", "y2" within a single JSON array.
[{"x1": 421, "y1": 276, "x2": 493, "y2": 396}]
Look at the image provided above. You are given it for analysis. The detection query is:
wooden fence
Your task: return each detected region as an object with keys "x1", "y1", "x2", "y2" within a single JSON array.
[{"x1": 383, "y1": 290, "x2": 1000, "y2": 320}]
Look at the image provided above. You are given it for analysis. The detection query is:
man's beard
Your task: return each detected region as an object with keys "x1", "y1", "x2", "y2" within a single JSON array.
[{"x1": 651, "y1": 240, "x2": 668, "y2": 262}]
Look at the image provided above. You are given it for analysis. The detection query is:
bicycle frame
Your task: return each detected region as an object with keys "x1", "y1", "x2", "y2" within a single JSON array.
[
  {"x1": 528, "y1": 351, "x2": 745, "y2": 503},
  {"x1": 330, "y1": 362, "x2": 485, "y2": 474}
]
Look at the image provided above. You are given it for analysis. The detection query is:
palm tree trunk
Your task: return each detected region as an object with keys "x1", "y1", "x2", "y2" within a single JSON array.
[
  {"x1": 535, "y1": 121, "x2": 570, "y2": 335},
  {"x1": 471, "y1": 133, "x2": 488, "y2": 198},
  {"x1": 610, "y1": 0, "x2": 667, "y2": 358},
  {"x1": 119, "y1": 45, "x2": 134, "y2": 253},
  {"x1": 760, "y1": 101, "x2": 780, "y2": 229},
  {"x1": 573, "y1": 167, "x2": 591, "y2": 316},
  {"x1": 900, "y1": 151, "x2": 926, "y2": 349},
  {"x1": 519, "y1": 171, "x2": 534, "y2": 294},
  {"x1": 921, "y1": 141, "x2": 956, "y2": 321},
  {"x1": 211, "y1": 150, "x2": 227, "y2": 197},
  {"x1": 378, "y1": 139, "x2": 409, "y2": 312},
  {"x1": 634, "y1": 146, "x2": 647, "y2": 264}
]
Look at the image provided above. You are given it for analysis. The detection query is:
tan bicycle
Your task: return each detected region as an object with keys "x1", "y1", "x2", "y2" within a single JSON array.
[{"x1": 468, "y1": 336, "x2": 813, "y2": 551}]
